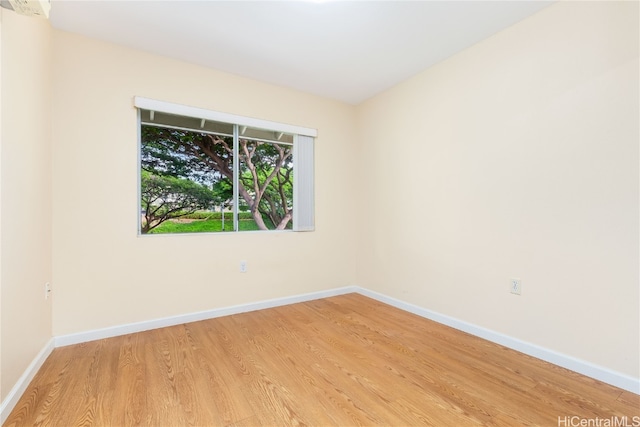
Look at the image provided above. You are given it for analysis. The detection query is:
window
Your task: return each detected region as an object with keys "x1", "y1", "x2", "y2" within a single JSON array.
[{"x1": 135, "y1": 97, "x2": 315, "y2": 234}]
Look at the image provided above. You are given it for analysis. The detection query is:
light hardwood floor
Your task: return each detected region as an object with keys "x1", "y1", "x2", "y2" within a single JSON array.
[{"x1": 4, "y1": 293, "x2": 639, "y2": 426}]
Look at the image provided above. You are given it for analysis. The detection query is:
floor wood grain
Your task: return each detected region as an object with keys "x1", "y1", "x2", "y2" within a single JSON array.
[{"x1": 4, "y1": 293, "x2": 639, "y2": 426}]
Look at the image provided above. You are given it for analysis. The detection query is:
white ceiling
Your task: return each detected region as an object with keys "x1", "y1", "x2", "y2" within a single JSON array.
[{"x1": 49, "y1": 1, "x2": 553, "y2": 105}]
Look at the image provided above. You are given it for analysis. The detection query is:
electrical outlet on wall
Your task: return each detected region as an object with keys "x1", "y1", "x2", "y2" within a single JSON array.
[
  {"x1": 240, "y1": 260, "x2": 248, "y2": 273},
  {"x1": 45, "y1": 282, "x2": 52, "y2": 299},
  {"x1": 510, "y1": 278, "x2": 522, "y2": 295}
]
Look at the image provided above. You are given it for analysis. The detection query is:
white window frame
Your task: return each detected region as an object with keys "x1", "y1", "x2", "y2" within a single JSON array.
[
  {"x1": 134, "y1": 97, "x2": 317, "y2": 138},
  {"x1": 135, "y1": 97, "x2": 316, "y2": 233}
]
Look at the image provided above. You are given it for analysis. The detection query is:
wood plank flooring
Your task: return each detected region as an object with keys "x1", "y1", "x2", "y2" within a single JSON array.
[{"x1": 4, "y1": 293, "x2": 639, "y2": 426}]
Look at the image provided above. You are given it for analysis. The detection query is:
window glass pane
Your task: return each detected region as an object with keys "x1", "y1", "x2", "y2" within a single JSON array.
[
  {"x1": 140, "y1": 125, "x2": 234, "y2": 234},
  {"x1": 238, "y1": 138, "x2": 294, "y2": 231}
]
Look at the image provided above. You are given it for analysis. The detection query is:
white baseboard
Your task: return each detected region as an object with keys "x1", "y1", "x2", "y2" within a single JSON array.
[
  {"x1": 55, "y1": 286, "x2": 359, "y2": 347},
  {"x1": 355, "y1": 287, "x2": 640, "y2": 395},
  {"x1": 3, "y1": 283, "x2": 636, "y2": 425},
  {"x1": 54, "y1": 284, "x2": 640, "y2": 394},
  {"x1": 0, "y1": 338, "x2": 55, "y2": 425},
  {"x1": 2, "y1": 288, "x2": 357, "y2": 422}
]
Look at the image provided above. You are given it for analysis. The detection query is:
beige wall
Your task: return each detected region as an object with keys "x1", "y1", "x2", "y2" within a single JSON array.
[
  {"x1": 356, "y1": 1, "x2": 639, "y2": 378},
  {"x1": 0, "y1": 10, "x2": 53, "y2": 400},
  {"x1": 50, "y1": 31, "x2": 359, "y2": 336}
]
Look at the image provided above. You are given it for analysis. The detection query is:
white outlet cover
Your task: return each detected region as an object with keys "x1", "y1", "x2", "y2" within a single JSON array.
[{"x1": 510, "y1": 278, "x2": 522, "y2": 295}]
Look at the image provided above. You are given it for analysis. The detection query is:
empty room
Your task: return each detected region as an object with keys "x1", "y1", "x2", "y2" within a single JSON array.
[{"x1": 1, "y1": 0, "x2": 638, "y2": 426}]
